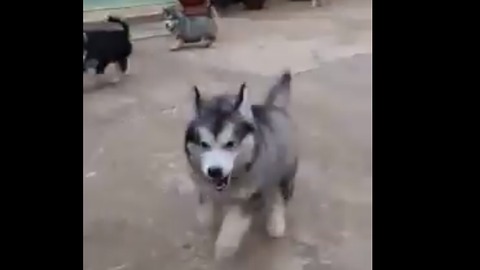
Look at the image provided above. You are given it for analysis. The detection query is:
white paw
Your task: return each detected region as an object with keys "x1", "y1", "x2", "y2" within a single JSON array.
[
  {"x1": 111, "y1": 76, "x2": 121, "y2": 84},
  {"x1": 196, "y1": 205, "x2": 214, "y2": 228},
  {"x1": 267, "y1": 211, "x2": 286, "y2": 238},
  {"x1": 214, "y1": 240, "x2": 238, "y2": 261},
  {"x1": 214, "y1": 206, "x2": 251, "y2": 260}
]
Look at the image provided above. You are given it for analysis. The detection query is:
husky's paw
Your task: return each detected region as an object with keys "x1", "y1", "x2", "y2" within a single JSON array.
[
  {"x1": 170, "y1": 39, "x2": 184, "y2": 51},
  {"x1": 214, "y1": 206, "x2": 251, "y2": 260},
  {"x1": 214, "y1": 240, "x2": 239, "y2": 261},
  {"x1": 111, "y1": 75, "x2": 121, "y2": 84},
  {"x1": 267, "y1": 210, "x2": 286, "y2": 238},
  {"x1": 196, "y1": 204, "x2": 214, "y2": 228},
  {"x1": 201, "y1": 37, "x2": 213, "y2": 48}
]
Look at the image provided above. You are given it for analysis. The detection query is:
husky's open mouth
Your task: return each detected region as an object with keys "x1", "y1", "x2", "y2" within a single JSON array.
[{"x1": 214, "y1": 175, "x2": 230, "y2": 191}]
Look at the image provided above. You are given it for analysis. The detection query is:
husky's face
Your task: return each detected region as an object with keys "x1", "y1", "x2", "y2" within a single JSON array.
[
  {"x1": 162, "y1": 6, "x2": 179, "y2": 33},
  {"x1": 165, "y1": 20, "x2": 177, "y2": 32},
  {"x1": 185, "y1": 84, "x2": 256, "y2": 191}
]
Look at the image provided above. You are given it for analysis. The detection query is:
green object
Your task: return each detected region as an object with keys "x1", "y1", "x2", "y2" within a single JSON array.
[{"x1": 83, "y1": 0, "x2": 175, "y2": 11}]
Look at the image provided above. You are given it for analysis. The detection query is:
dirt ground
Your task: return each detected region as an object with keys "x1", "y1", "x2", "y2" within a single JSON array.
[{"x1": 83, "y1": 1, "x2": 371, "y2": 269}]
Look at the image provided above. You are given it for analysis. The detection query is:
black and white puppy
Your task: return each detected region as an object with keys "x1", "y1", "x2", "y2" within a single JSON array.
[{"x1": 83, "y1": 16, "x2": 132, "y2": 77}]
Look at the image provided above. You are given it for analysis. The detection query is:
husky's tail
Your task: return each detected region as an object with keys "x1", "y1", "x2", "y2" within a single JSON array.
[
  {"x1": 264, "y1": 70, "x2": 292, "y2": 109},
  {"x1": 107, "y1": 16, "x2": 130, "y2": 37}
]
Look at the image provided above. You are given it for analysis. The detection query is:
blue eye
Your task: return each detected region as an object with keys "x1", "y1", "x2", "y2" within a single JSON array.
[
  {"x1": 200, "y1": 141, "x2": 210, "y2": 149},
  {"x1": 224, "y1": 141, "x2": 236, "y2": 149}
]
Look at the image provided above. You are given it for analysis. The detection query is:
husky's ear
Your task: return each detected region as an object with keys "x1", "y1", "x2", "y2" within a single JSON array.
[
  {"x1": 192, "y1": 85, "x2": 203, "y2": 115},
  {"x1": 234, "y1": 83, "x2": 253, "y2": 121}
]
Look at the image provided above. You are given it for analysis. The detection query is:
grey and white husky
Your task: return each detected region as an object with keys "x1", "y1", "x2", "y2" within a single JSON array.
[{"x1": 184, "y1": 71, "x2": 298, "y2": 260}]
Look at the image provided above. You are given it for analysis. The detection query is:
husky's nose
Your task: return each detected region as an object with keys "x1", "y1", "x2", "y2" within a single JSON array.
[{"x1": 207, "y1": 167, "x2": 223, "y2": 179}]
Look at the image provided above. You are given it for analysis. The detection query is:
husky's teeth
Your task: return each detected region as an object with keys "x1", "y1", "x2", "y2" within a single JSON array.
[{"x1": 214, "y1": 175, "x2": 231, "y2": 191}]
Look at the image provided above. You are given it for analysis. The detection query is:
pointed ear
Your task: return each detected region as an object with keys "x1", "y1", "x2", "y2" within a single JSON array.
[
  {"x1": 234, "y1": 83, "x2": 253, "y2": 120},
  {"x1": 192, "y1": 85, "x2": 202, "y2": 115}
]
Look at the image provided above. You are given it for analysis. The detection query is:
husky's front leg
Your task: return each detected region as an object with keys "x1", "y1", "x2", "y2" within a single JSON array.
[
  {"x1": 266, "y1": 189, "x2": 286, "y2": 238},
  {"x1": 215, "y1": 205, "x2": 252, "y2": 260},
  {"x1": 196, "y1": 193, "x2": 216, "y2": 228}
]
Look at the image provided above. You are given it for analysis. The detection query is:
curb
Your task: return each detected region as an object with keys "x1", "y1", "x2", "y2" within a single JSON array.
[
  {"x1": 83, "y1": 4, "x2": 173, "y2": 25},
  {"x1": 83, "y1": 4, "x2": 174, "y2": 41}
]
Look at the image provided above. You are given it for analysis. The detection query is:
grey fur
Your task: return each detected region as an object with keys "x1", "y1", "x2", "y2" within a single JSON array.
[
  {"x1": 162, "y1": 5, "x2": 217, "y2": 44},
  {"x1": 184, "y1": 71, "x2": 298, "y2": 259}
]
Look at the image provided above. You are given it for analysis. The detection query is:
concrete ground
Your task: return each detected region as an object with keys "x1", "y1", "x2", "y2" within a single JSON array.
[{"x1": 83, "y1": 1, "x2": 371, "y2": 270}]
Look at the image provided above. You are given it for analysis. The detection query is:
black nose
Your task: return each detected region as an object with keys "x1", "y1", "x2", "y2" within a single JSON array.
[{"x1": 207, "y1": 167, "x2": 223, "y2": 179}]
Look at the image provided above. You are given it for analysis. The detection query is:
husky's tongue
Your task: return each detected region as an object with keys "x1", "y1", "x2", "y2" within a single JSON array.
[{"x1": 215, "y1": 176, "x2": 230, "y2": 191}]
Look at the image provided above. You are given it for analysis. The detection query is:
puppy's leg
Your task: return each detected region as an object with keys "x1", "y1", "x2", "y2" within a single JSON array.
[
  {"x1": 215, "y1": 205, "x2": 251, "y2": 260},
  {"x1": 95, "y1": 61, "x2": 108, "y2": 85},
  {"x1": 201, "y1": 36, "x2": 213, "y2": 48},
  {"x1": 196, "y1": 193, "x2": 216, "y2": 229},
  {"x1": 85, "y1": 67, "x2": 97, "y2": 80},
  {"x1": 117, "y1": 58, "x2": 129, "y2": 75},
  {"x1": 266, "y1": 189, "x2": 286, "y2": 238},
  {"x1": 170, "y1": 38, "x2": 184, "y2": 51},
  {"x1": 111, "y1": 58, "x2": 128, "y2": 83},
  {"x1": 95, "y1": 61, "x2": 107, "y2": 75}
]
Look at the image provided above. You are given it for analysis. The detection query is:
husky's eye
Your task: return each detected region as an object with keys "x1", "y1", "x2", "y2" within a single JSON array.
[
  {"x1": 224, "y1": 141, "x2": 236, "y2": 149},
  {"x1": 200, "y1": 141, "x2": 210, "y2": 149}
]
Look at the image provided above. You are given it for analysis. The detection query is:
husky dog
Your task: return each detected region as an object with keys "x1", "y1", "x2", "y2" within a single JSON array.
[
  {"x1": 162, "y1": 4, "x2": 218, "y2": 51},
  {"x1": 184, "y1": 71, "x2": 298, "y2": 260}
]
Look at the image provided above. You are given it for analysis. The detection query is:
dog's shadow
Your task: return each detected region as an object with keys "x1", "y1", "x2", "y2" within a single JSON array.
[
  {"x1": 170, "y1": 42, "x2": 215, "y2": 52},
  {"x1": 83, "y1": 81, "x2": 116, "y2": 94},
  {"x1": 83, "y1": 74, "x2": 128, "y2": 93}
]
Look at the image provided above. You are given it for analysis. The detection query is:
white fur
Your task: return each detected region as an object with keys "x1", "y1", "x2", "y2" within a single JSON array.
[
  {"x1": 216, "y1": 123, "x2": 234, "y2": 145},
  {"x1": 198, "y1": 126, "x2": 215, "y2": 145},
  {"x1": 196, "y1": 200, "x2": 215, "y2": 228},
  {"x1": 266, "y1": 190, "x2": 286, "y2": 238},
  {"x1": 237, "y1": 133, "x2": 255, "y2": 167},
  {"x1": 198, "y1": 125, "x2": 239, "y2": 177},
  {"x1": 215, "y1": 206, "x2": 252, "y2": 260},
  {"x1": 201, "y1": 150, "x2": 237, "y2": 177}
]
